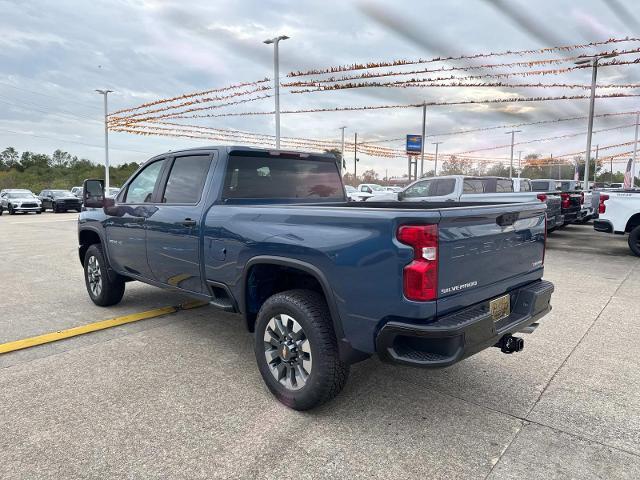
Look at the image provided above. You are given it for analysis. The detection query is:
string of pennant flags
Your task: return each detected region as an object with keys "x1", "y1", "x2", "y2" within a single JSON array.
[
  {"x1": 286, "y1": 37, "x2": 640, "y2": 77},
  {"x1": 106, "y1": 36, "x2": 640, "y2": 166}
]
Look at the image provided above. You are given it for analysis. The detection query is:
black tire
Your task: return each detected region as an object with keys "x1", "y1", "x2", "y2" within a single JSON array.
[
  {"x1": 8, "y1": 204, "x2": 15, "y2": 215},
  {"x1": 52, "y1": 202, "x2": 58, "y2": 213},
  {"x1": 628, "y1": 226, "x2": 640, "y2": 257},
  {"x1": 254, "y1": 289, "x2": 349, "y2": 411},
  {"x1": 0, "y1": 206, "x2": 3, "y2": 216},
  {"x1": 36, "y1": 211, "x2": 41, "y2": 214},
  {"x1": 83, "y1": 244, "x2": 125, "y2": 306}
]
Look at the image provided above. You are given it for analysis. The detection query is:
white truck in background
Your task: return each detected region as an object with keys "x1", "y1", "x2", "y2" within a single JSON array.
[
  {"x1": 594, "y1": 191, "x2": 640, "y2": 256},
  {"x1": 370, "y1": 175, "x2": 564, "y2": 232}
]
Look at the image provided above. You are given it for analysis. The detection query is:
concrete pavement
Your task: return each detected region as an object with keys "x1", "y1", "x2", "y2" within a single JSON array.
[{"x1": 1, "y1": 212, "x2": 639, "y2": 479}]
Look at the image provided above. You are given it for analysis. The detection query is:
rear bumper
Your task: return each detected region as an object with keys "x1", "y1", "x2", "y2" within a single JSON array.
[
  {"x1": 376, "y1": 280, "x2": 554, "y2": 368},
  {"x1": 594, "y1": 219, "x2": 613, "y2": 233},
  {"x1": 547, "y1": 214, "x2": 564, "y2": 229}
]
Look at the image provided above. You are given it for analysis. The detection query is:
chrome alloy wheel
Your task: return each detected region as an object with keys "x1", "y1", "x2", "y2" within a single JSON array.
[
  {"x1": 87, "y1": 255, "x2": 103, "y2": 298},
  {"x1": 263, "y1": 314, "x2": 312, "y2": 391}
]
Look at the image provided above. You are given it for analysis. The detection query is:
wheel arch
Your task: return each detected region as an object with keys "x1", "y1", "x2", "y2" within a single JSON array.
[
  {"x1": 241, "y1": 256, "x2": 364, "y2": 363},
  {"x1": 625, "y1": 213, "x2": 640, "y2": 233},
  {"x1": 78, "y1": 227, "x2": 104, "y2": 265}
]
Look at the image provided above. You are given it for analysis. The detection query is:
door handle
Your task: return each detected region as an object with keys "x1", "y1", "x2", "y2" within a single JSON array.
[{"x1": 181, "y1": 218, "x2": 197, "y2": 227}]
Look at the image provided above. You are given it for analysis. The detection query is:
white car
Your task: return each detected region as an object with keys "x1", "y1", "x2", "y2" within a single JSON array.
[
  {"x1": 0, "y1": 191, "x2": 42, "y2": 215},
  {"x1": 594, "y1": 190, "x2": 640, "y2": 256},
  {"x1": 70, "y1": 186, "x2": 83, "y2": 198}
]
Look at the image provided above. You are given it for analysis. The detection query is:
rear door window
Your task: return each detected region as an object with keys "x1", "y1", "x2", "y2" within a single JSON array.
[
  {"x1": 161, "y1": 155, "x2": 212, "y2": 204},
  {"x1": 463, "y1": 179, "x2": 484, "y2": 193},
  {"x1": 432, "y1": 178, "x2": 455, "y2": 196},
  {"x1": 531, "y1": 181, "x2": 549, "y2": 192},
  {"x1": 496, "y1": 179, "x2": 513, "y2": 192}
]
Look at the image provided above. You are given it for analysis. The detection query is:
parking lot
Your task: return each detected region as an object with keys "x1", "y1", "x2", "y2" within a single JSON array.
[{"x1": 1, "y1": 212, "x2": 639, "y2": 479}]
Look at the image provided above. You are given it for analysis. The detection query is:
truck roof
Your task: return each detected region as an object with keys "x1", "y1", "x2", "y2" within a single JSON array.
[{"x1": 149, "y1": 145, "x2": 338, "y2": 162}]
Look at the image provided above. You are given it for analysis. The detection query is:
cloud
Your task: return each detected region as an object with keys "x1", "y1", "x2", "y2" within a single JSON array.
[{"x1": 0, "y1": 0, "x2": 638, "y2": 177}]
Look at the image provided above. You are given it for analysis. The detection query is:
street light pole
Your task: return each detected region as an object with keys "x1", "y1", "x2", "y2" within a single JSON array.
[
  {"x1": 339, "y1": 126, "x2": 346, "y2": 172},
  {"x1": 420, "y1": 102, "x2": 426, "y2": 177},
  {"x1": 594, "y1": 144, "x2": 599, "y2": 184},
  {"x1": 631, "y1": 112, "x2": 639, "y2": 188},
  {"x1": 264, "y1": 35, "x2": 289, "y2": 149},
  {"x1": 95, "y1": 89, "x2": 113, "y2": 191},
  {"x1": 517, "y1": 150, "x2": 523, "y2": 178},
  {"x1": 575, "y1": 53, "x2": 617, "y2": 190},
  {"x1": 432, "y1": 142, "x2": 443, "y2": 176},
  {"x1": 505, "y1": 130, "x2": 521, "y2": 179},
  {"x1": 353, "y1": 132, "x2": 358, "y2": 179}
]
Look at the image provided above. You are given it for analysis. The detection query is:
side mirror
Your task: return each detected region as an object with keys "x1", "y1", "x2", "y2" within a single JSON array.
[
  {"x1": 397, "y1": 191, "x2": 405, "y2": 201},
  {"x1": 83, "y1": 179, "x2": 105, "y2": 208}
]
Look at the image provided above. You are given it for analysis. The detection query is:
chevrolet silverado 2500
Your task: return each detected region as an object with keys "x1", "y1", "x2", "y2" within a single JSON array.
[{"x1": 78, "y1": 147, "x2": 554, "y2": 410}]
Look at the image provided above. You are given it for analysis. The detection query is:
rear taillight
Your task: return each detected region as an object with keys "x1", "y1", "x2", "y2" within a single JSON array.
[
  {"x1": 397, "y1": 225, "x2": 438, "y2": 301},
  {"x1": 580, "y1": 192, "x2": 585, "y2": 205},
  {"x1": 536, "y1": 193, "x2": 547, "y2": 202},
  {"x1": 560, "y1": 193, "x2": 570, "y2": 209},
  {"x1": 599, "y1": 194, "x2": 609, "y2": 214}
]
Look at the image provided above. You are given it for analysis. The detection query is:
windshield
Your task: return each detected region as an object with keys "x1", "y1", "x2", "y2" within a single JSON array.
[
  {"x1": 345, "y1": 185, "x2": 356, "y2": 192},
  {"x1": 7, "y1": 193, "x2": 35, "y2": 199},
  {"x1": 369, "y1": 184, "x2": 384, "y2": 191},
  {"x1": 52, "y1": 191, "x2": 74, "y2": 198}
]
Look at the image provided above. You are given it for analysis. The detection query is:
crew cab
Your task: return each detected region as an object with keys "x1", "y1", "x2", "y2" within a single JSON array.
[
  {"x1": 78, "y1": 147, "x2": 554, "y2": 410},
  {"x1": 372, "y1": 175, "x2": 563, "y2": 232},
  {"x1": 594, "y1": 190, "x2": 640, "y2": 256},
  {"x1": 531, "y1": 179, "x2": 581, "y2": 225}
]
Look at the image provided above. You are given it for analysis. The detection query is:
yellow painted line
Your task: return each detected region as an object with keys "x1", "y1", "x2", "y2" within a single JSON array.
[{"x1": 0, "y1": 301, "x2": 208, "y2": 355}]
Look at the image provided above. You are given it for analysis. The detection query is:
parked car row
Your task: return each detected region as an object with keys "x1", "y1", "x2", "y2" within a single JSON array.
[
  {"x1": 0, "y1": 185, "x2": 119, "y2": 215},
  {"x1": 350, "y1": 176, "x2": 597, "y2": 233}
]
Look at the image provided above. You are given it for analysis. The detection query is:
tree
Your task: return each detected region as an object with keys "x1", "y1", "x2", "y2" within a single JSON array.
[
  {"x1": 1, "y1": 147, "x2": 19, "y2": 171},
  {"x1": 485, "y1": 163, "x2": 510, "y2": 177},
  {"x1": 440, "y1": 155, "x2": 475, "y2": 175},
  {"x1": 324, "y1": 148, "x2": 343, "y2": 172},
  {"x1": 342, "y1": 172, "x2": 359, "y2": 186},
  {"x1": 360, "y1": 169, "x2": 378, "y2": 184},
  {"x1": 51, "y1": 149, "x2": 72, "y2": 168}
]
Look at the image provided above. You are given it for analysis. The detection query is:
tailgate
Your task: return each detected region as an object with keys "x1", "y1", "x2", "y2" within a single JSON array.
[{"x1": 437, "y1": 203, "x2": 546, "y2": 299}]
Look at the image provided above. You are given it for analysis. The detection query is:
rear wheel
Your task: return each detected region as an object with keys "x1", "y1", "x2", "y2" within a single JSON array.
[
  {"x1": 628, "y1": 226, "x2": 640, "y2": 257},
  {"x1": 84, "y1": 244, "x2": 125, "y2": 306},
  {"x1": 254, "y1": 289, "x2": 349, "y2": 410}
]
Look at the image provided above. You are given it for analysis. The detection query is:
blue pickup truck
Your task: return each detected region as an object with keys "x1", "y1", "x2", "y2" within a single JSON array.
[{"x1": 79, "y1": 146, "x2": 554, "y2": 410}]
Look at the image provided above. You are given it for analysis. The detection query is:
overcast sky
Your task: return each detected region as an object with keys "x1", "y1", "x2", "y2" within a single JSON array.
[{"x1": 1, "y1": 0, "x2": 639, "y2": 177}]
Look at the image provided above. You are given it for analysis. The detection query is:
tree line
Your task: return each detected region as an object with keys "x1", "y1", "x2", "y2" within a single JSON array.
[
  {"x1": 0, "y1": 147, "x2": 140, "y2": 193},
  {"x1": 327, "y1": 148, "x2": 633, "y2": 186}
]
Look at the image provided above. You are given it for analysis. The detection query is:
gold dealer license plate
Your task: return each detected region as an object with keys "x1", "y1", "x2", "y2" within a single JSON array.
[{"x1": 490, "y1": 294, "x2": 510, "y2": 322}]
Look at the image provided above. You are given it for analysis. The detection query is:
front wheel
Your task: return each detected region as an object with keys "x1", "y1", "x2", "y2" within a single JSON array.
[
  {"x1": 8, "y1": 205, "x2": 15, "y2": 215},
  {"x1": 84, "y1": 244, "x2": 125, "y2": 306},
  {"x1": 628, "y1": 226, "x2": 640, "y2": 257},
  {"x1": 254, "y1": 289, "x2": 349, "y2": 410}
]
